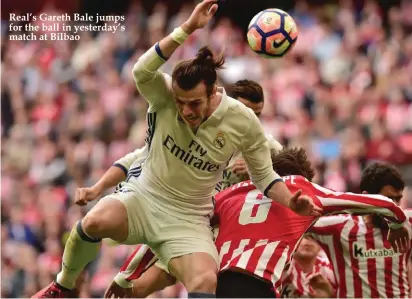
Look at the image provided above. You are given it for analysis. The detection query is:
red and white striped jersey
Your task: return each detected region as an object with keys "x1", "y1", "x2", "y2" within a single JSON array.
[
  {"x1": 280, "y1": 252, "x2": 336, "y2": 298},
  {"x1": 309, "y1": 210, "x2": 412, "y2": 298},
  {"x1": 114, "y1": 176, "x2": 407, "y2": 290}
]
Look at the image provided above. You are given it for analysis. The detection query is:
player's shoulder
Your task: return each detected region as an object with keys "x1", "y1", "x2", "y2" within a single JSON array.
[{"x1": 225, "y1": 94, "x2": 258, "y2": 121}]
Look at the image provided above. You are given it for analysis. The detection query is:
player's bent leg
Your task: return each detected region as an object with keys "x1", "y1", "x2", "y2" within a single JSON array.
[
  {"x1": 81, "y1": 197, "x2": 129, "y2": 242},
  {"x1": 57, "y1": 197, "x2": 129, "y2": 287},
  {"x1": 133, "y1": 265, "x2": 176, "y2": 297},
  {"x1": 168, "y1": 252, "x2": 218, "y2": 297},
  {"x1": 32, "y1": 197, "x2": 132, "y2": 298}
]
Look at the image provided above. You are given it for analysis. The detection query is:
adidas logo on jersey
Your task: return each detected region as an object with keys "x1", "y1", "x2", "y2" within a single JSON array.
[{"x1": 353, "y1": 242, "x2": 401, "y2": 259}]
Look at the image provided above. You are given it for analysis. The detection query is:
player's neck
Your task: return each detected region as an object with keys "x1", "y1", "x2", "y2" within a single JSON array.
[{"x1": 295, "y1": 256, "x2": 316, "y2": 273}]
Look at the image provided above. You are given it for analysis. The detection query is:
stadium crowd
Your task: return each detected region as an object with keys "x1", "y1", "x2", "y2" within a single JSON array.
[{"x1": 2, "y1": 0, "x2": 412, "y2": 297}]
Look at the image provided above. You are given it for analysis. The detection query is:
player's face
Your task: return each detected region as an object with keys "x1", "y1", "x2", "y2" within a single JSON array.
[
  {"x1": 173, "y1": 81, "x2": 212, "y2": 128},
  {"x1": 379, "y1": 185, "x2": 403, "y2": 206},
  {"x1": 295, "y1": 237, "x2": 320, "y2": 260},
  {"x1": 237, "y1": 97, "x2": 264, "y2": 118}
]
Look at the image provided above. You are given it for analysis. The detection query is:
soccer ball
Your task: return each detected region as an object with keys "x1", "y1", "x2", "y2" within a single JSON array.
[{"x1": 247, "y1": 8, "x2": 298, "y2": 58}]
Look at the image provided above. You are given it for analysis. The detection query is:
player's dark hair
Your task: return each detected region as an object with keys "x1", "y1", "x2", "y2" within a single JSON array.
[
  {"x1": 360, "y1": 162, "x2": 404, "y2": 194},
  {"x1": 232, "y1": 80, "x2": 264, "y2": 103},
  {"x1": 172, "y1": 46, "x2": 225, "y2": 97},
  {"x1": 271, "y1": 148, "x2": 315, "y2": 182}
]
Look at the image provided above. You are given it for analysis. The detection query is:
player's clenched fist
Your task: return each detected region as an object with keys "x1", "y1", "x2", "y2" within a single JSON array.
[
  {"x1": 308, "y1": 273, "x2": 334, "y2": 298},
  {"x1": 75, "y1": 186, "x2": 101, "y2": 206}
]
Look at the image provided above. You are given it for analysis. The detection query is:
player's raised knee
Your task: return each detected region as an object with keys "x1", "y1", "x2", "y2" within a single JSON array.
[
  {"x1": 186, "y1": 270, "x2": 217, "y2": 293},
  {"x1": 83, "y1": 198, "x2": 129, "y2": 240},
  {"x1": 81, "y1": 213, "x2": 105, "y2": 237}
]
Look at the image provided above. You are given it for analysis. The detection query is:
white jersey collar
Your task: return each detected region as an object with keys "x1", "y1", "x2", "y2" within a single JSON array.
[{"x1": 207, "y1": 87, "x2": 229, "y2": 123}]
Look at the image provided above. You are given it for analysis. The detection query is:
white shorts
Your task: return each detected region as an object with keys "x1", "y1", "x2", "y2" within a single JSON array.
[{"x1": 104, "y1": 183, "x2": 218, "y2": 269}]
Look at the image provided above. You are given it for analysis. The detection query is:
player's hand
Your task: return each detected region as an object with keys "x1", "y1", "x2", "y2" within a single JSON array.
[
  {"x1": 289, "y1": 190, "x2": 323, "y2": 217},
  {"x1": 74, "y1": 186, "x2": 101, "y2": 206},
  {"x1": 387, "y1": 225, "x2": 410, "y2": 253},
  {"x1": 308, "y1": 273, "x2": 334, "y2": 298},
  {"x1": 232, "y1": 159, "x2": 249, "y2": 180},
  {"x1": 104, "y1": 281, "x2": 133, "y2": 298},
  {"x1": 184, "y1": 0, "x2": 218, "y2": 33}
]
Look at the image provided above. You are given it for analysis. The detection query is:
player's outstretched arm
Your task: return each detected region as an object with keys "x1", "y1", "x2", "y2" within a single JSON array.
[
  {"x1": 75, "y1": 145, "x2": 149, "y2": 206},
  {"x1": 75, "y1": 165, "x2": 127, "y2": 206},
  {"x1": 132, "y1": 0, "x2": 218, "y2": 110},
  {"x1": 311, "y1": 187, "x2": 408, "y2": 225},
  {"x1": 239, "y1": 111, "x2": 321, "y2": 216}
]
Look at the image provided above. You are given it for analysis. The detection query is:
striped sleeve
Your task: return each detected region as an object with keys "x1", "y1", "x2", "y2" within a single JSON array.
[
  {"x1": 307, "y1": 182, "x2": 407, "y2": 224},
  {"x1": 113, "y1": 244, "x2": 158, "y2": 288},
  {"x1": 132, "y1": 44, "x2": 174, "y2": 111}
]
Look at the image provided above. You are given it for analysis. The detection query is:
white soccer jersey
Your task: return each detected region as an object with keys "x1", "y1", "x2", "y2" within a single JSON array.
[
  {"x1": 130, "y1": 45, "x2": 280, "y2": 223},
  {"x1": 216, "y1": 135, "x2": 283, "y2": 192},
  {"x1": 114, "y1": 136, "x2": 282, "y2": 193}
]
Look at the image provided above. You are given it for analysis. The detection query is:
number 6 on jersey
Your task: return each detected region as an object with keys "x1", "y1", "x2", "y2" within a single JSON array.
[{"x1": 238, "y1": 189, "x2": 272, "y2": 225}]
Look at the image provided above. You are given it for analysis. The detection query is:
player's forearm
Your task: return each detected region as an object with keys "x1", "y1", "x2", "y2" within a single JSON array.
[
  {"x1": 93, "y1": 166, "x2": 127, "y2": 194},
  {"x1": 157, "y1": 22, "x2": 194, "y2": 58},
  {"x1": 266, "y1": 180, "x2": 293, "y2": 208},
  {"x1": 132, "y1": 24, "x2": 191, "y2": 84}
]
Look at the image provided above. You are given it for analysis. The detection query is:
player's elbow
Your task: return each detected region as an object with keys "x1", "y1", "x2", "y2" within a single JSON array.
[
  {"x1": 132, "y1": 60, "x2": 146, "y2": 84},
  {"x1": 132, "y1": 59, "x2": 156, "y2": 85}
]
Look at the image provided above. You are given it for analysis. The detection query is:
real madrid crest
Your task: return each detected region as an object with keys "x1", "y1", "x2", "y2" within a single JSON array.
[{"x1": 213, "y1": 132, "x2": 226, "y2": 149}]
